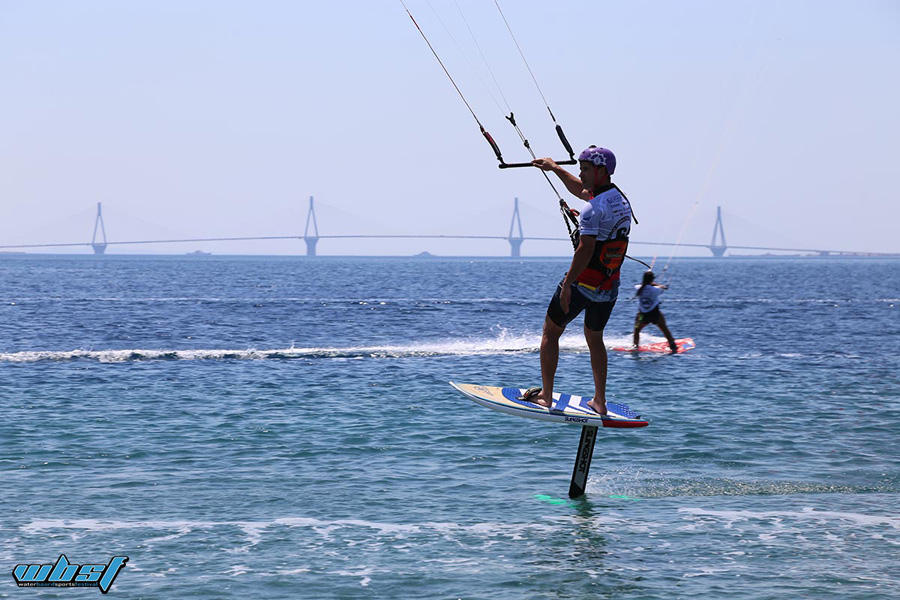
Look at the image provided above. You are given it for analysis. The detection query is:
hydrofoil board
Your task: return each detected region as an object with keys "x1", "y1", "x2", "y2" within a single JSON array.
[{"x1": 450, "y1": 382, "x2": 648, "y2": 428}]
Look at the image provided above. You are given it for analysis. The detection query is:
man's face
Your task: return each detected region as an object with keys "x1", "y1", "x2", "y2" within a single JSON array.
[{"x1": 580, "y1": 161, "x2": 599, "y2": 189}]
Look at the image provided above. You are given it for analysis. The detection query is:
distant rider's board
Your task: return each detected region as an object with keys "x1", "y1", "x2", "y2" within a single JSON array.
[
  {"x1": 450, "y1": 382, "x2": 648, "y2": 428},
  {"x1": 612, "y1": 337, "x2": 695, "y2": 354}
]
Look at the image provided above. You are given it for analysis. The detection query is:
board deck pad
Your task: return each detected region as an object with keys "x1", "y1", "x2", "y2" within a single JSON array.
[
  {"x1": 450, "y1": 382, "x2": 648, "y2": 428},
  {"x1": 612, "y1": 337, "x2": 695, "y2": 354}
]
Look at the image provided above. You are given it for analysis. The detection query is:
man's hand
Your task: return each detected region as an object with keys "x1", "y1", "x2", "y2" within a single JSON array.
[
  {"x1": 532, "y1": 157, "x2": 559, "y2": 171},
  {"x1": 559, "y1": 284, "x2": 571, "y2": 313},
  {"x1": 533, "y1": 157, "x2": 588, "y2": 199},
  {"x1": 560, "y1": 236, "x2": 596, "y2": 309}
]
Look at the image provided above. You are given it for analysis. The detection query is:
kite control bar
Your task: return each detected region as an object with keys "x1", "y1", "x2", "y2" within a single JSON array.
[
  {"x1": 499, "y1": 158, "x2": 576, "y2": 169},
  {"x1": 490, "y1": 114, "x2": 577, "y2": 168}
]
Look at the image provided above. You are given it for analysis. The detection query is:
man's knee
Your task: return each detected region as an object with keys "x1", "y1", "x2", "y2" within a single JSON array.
[
  {"x1": 543, "y1": 315, "x2": 565, "y2": 338},
  {"x1": 583, "y1": 326, "x2": 605, "y2": 346}
]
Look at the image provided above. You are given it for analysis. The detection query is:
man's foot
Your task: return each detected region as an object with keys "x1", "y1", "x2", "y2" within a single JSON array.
[
  {"x1": 531, "y1": 391, "x2": 553, "y2": 408},
  {"x1": 669, "y1": 343, "x2": 678, "y2": 354},
  {"x1": 587, "y1": 399, "x2": 607, "y2": 416}
]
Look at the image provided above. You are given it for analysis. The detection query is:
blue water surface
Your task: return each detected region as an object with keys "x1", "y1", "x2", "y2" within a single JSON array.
[{"x1": 1, "y1": 255, "x2": 898, "y2": 599}]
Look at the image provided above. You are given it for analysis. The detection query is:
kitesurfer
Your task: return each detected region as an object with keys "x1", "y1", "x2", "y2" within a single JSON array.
[
  {"x1": 523, "y1": 146, "x2": 631, "y2": 415},
  {"x1": 633, "y1": 271, "x2": 677, "y2": 353}
]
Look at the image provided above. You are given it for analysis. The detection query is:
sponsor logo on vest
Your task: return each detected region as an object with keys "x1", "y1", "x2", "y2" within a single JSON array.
[{"x1": 12, "y1": 554, "x2": 128, "y2": 594}]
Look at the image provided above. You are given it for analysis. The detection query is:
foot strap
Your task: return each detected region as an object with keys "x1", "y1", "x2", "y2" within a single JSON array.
[{"x1": 518, "y1": 386, "x2": 542, "y2": 402}]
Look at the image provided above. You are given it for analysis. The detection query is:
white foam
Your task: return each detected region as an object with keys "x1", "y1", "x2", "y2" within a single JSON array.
[
  {"x1": 273, "y1": 567, "x2": 311, "y2": 575},
  {"x1": 329, "y1": 568, "x2": 374, "y2": 587},
  {"x1": 21, "y1": 518, "x2": 219, "y2": 535},
  {"x1": 683, "y1": 567, "x2": 733, "y2": 578},
  {"x1": 21, "y1": 516, "x2": 562, "y2": 540},
  {"x1": 678, "y1": 507, "x2": 900, "y2": 529}
]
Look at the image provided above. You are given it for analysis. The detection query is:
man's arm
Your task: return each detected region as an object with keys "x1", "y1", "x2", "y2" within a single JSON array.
[
  {"x1": 563, "y1": 235, "x2": 596, "y2": 287},
  {"x1": 532, "y1": 158, "x2": 590, "y2": 200},
  {"x1": 558, "y1": 235, "x2": 597, "y2": 311}
]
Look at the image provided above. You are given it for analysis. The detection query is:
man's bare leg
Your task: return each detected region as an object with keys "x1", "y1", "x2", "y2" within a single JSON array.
[
  {"x1": 533, "y1": 316, "x2": 565, "y2": 408},
  {"x1": 583, "y1": 326, "x2": 608, "y2": 415}
]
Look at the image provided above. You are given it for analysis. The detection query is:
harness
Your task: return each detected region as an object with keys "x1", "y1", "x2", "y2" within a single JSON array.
[
  {"x1": 575, "y1": 237, "x2": 630, "y2": 290},
  {"x1": 573, "y1": 184, "x2": 632, "y2": 290}
]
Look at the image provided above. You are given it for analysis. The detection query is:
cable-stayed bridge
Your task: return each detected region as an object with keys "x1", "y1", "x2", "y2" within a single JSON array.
[{"x1": 0, "y1": 199, "x2": 892, "y2": 257}]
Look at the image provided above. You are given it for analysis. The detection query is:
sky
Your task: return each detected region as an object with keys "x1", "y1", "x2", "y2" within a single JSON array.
[{"x1": 1, "y1": 0, "x2": 898, "y2": 256}]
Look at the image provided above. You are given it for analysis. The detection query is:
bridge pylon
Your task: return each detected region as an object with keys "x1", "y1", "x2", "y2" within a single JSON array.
[
  {"x1": 92, "y1": 202, "x2": 108, "y2": 255},
  {"x1": 304, "y1": 195, "x2": 319, "y2": 256},
  {"x1": 709, "y1": 205, "x2": 727, "y2": 257},
  {"x1": 508, "y1": 197, "x2": 524, "y2": 257}
]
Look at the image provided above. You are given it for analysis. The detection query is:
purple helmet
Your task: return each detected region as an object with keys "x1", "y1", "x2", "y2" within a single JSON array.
[{"x1": 578, "y1": 146, "x2": 616, "y2": 174}]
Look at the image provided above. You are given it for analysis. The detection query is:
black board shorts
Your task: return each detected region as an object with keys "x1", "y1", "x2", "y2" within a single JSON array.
[
  {"x1": 547, "y1": 282, "x2": 616, "y2": 331},
  {"x1": 635, "y1": 306, "x2": 663, "y2": 326}
]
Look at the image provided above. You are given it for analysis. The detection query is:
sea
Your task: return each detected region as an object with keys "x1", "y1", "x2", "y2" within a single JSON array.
[{"x1": 1, "y1": 255, "x2": 898, "y2": 599}]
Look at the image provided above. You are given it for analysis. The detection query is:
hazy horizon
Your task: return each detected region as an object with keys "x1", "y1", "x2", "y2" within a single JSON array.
[{"x1": 2, "y1": 1, "x2": 897, "y2": 256}]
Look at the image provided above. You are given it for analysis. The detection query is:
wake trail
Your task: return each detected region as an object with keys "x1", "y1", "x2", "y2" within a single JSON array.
[{"x1": 0, "y1": 333, "x2": 658, "y2": 363}]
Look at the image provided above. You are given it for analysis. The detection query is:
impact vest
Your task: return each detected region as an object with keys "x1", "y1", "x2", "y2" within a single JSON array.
[{"x1": 574, "y1": 184, "x2": 632, "y2": 291}]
